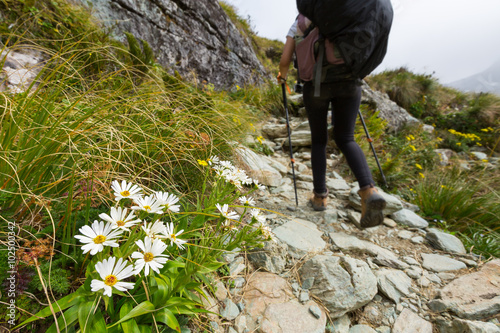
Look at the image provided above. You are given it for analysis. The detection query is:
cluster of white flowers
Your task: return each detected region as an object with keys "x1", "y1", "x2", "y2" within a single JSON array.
[
  {"x1": 214, "y1": 194, "x2": 276, "y2": 242},
  {"x1": 209, "y1": 156, "x2": 266, "y2": 191},
  {"x1": 75, "y1": 180, "x2": 187, "y2": 297}
]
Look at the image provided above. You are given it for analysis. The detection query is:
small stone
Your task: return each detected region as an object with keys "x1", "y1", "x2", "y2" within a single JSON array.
[
  {"x1": 287, "y1": 205, "x2": 297, "y2": 211},
  {"x1": 383, "y1": 217, "x2": 397, "y2": 228},
  {"x1": 376, "y1": 326, "x2": 391, "y2": 333},
  {"x1": 299, "y1": 290, "x2": 310, "y2": 303},
  {"x1": 215, "y1": 280, "x2": 228, "y2": 301},
  {"x1": 309, "y1": 305, "x2": 322, "y2": 319},
  {"x1": 402, "y1": 256, "x2": 420, "y2": 266},
  {"x1": 425, "y1": 228, "x2": 466, "y2": 254},
  {"x1": 398, "y1": 230, "x2": 413, "y2": 239},
  {"x1": 421, "y1": 253, "x2": 467, "y2": 272},
  {"x1": 302, "y1": 277, "x2": 315, "y2": 290},
  {"x1": 392, "y1": 309, "x2": 433, "y2": 333},
  {"x1": 227, "y1": 327, "x2": 238, "y2": 333},
  {"x1": 396, "y1": 304, "x2": 404, "y2": 312},
  {"x1": 458, "y1": 258, "x2": 478, "y2": 267},
  {"x1": 291, "y1": 282, "x2": 300, "y2": 293},
  {"x1": 234, "y1": 315, "x2": 246, "y2": 333},
  {"x1": 411, "y1": 236, "x2": 424, "y2": 244},
  {"x1": 220, "y1": 298, "x2": 240, "y2": 320}
]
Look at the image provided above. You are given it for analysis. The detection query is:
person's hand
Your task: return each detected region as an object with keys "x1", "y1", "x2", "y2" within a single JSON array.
[{"x1": 277, "y1": 72, "x2": 287, "y2": 85}]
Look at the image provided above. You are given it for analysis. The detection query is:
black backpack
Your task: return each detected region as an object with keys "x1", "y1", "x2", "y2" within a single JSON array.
[{"x1": 296, "y1": 0, "x2": 393, "y2": 80}]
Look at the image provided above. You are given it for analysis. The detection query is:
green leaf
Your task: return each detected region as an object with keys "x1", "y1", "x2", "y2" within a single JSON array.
[
  {"x1": 154, "y1": 308, "x2": 181, "y2": 332},
  {"x1": 108, "y1": 301, "x2": 155, "y2": 328},
  {"x1": 152, "y1": 277, "x2": 169, "y2": 305},
  {"x1": 138, "y1": 325, "x2": 152, "y2": 333},
  {"x1": 15, "y1": 293, "x2": 82, "y2": 328},
  {"x1": 120, "y1": 301, "x2": 141, "y2": 333},
  {"x1": 198, "y1": 260, "x2": 225, "y2": 274},
  {"x1": 45, "y1": 305, "x2": 79, "y2": 333},
  {"x1": 78, "y1": 300, "x2": 95, "y2": 333}
]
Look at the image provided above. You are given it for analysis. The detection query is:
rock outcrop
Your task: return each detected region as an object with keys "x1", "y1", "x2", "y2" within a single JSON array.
[{"x1": 76, "y1": 0, "x2": 268, "y2": 89}]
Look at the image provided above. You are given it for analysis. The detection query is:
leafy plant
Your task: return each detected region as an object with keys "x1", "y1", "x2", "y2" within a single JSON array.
[{"x1": 14, "y1": 157, "x2": 273, "y2": 332}]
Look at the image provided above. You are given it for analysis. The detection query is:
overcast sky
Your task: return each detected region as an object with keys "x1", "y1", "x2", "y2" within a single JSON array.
[{"x1": 224, "y1": 0, "x2": 500, "y2": 83}]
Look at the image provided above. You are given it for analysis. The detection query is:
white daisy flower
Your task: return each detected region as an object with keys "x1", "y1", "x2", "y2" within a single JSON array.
[
  {"x1": 75, "y1": 221, "x2": 123, "y2": 255},
  {"x1": 239, "y1": 196, "x2": 256, "y2": 206},
  {"x1": 250, "y1": 208, "x2": 266, "y2": 225},
  {"x1": 163, "y1": 222, "x2": 188, "y2": 250},
  {"x1": 141, "y1": 221, "x2": 167, "y2": 239},
  {"x1": 260, "y1": 225, "x2": 276, "y2": 242},
  {"x1": 131, "y1": 195, "x2": 164, "y2": 214},
  {"x1": 111, "y1": 180, "x2": 143, "y2": 202},
  {"x1": 155, "y1": 192, "x2": 180, "y2": 213},
  {"x1": 99, "y1": 207, "x2": 141, "y2": 231},
  {"x1": 207, "y1": 155, "x2": 220, "y2": 166},
  {"x1": 91, "y1": 257, "x2": 135, "y2": 297},
  {"x1": 132, "y1": 237, "x2": 169, "y2": 276},
  {"x1": 219, "y1": 160, "x2": 234, "y2": 169},
  {"x1": 252, "y1": 179, "x2": 266, "y2": 191},
  {"x1": 215, "y1": 203, "x2": 240, "y2": 221}
]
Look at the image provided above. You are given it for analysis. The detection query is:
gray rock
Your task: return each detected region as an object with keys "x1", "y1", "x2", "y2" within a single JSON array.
[
  {"x1": 391, "y1": 209, "x2": 429, "y2": 228},
  {"x1": 402, "y1": 256, "x2": 420, "y2": 266},
  {"x1": 262, "y1": 300, "x2": 327, "y2": 333},
  {"x1": 229, "y1": 257, "x2": 246, "y2": 276},
  {"x1": 405, "y1": 266, "x2": 423, "y2": 279},
  {"x1": 324, "y1": 210, "x2": 339, "y2": 224},
  {"x1": 327, "y1": 178, "x2": 351, "y2": 192},
  {"x1": 376, "y1": 269, "x2": 413, "y2": 303},
  {"x1": 299, "y1": 255, "x2": 377, "y2": 318},
  {"x1": 383, "y1": 217, "x2": 398, "y2": 228},
  {"x1": 234, "y1": 315, "x2": 246, "y2": 333},
  {"x1": 220, "y1": 298, "x2": 240, "y2": 320},
  {"x1": 434, "y1": 149, "x2": 454, "y2": 166},
  {"x1": 398, "y1": 230, "x2": 414, "y2": 239},
  {"x1": 235, "y1": 145, "x2": 283, "y2": 186},
  {"x1": 375, "y1": 327, "x2": 391, "y2": 333},
  {"x1": 392, "y1": 309, "x2": 433, "y2": 333},
  {"x1": 227, "y1": 327, "x2": 238, "y2": 333},
  {"x1": 273, "y1": 219, "x2": 326, "y2": 259},
  {"x1": 330, "y1": 232, "x2": 408, "y2": 269},
  {"x1": 428, "y1": 259, "x2": 500, "y2": 320},
  {"x1": 426, "y1": 228, "x2": 466, "y2": 254},
  {"x1": 349, "y1": 186, "x2": 403, "y2": 215},
  {"x1": 247, "y1": 239, "x2": 288, "y2": 274},
  {"x1": 262, "y1": 123, "x2": 289, "y2": 139},
  {"x1": 471, "y1": 151, "x2": 488, "y2": 161},
  {"x1": 299, "y1": 290, "x2": 310, "y2": 303},
  {"x1": 361, "y1": 81, "x2": 422, "y2": 132},
  {"x1": 421, "y1": 253, "x2": 467, "y2": 272},
  {"x1": 411, "y1": 236, "x2": 425, "y2": 244},
  {"x1": 302, "y1": 277, "x2": 315, "y2": 290},
  {"x1": 282, "y1": 130, "x2": 312, "y2": 147},
  {"x1": 74, "y1": 0, "x2": 267, "y2": 90},
  {"x1": 349, "y1": 325, "x2": 377, "y2": 333},
  {"x1": 309, "y1": 305, "x2": 322, "y2": 319},
  {"x1": 455, "y1": 318, "x2": 500, "y2": 333},
  {"x1": 214, "y1": 280, "x2": 228, "y2": 301},
  {"x1": 330, "y1": 314, "x2": 351, "y2": 333}
]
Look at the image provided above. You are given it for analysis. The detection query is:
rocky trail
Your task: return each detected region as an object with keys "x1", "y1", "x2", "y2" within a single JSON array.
[{"x1": 201, "y1": 92, "x2": 500, "y2": 333}]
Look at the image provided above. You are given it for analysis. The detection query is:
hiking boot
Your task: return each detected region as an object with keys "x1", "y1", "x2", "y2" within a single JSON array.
[
  {"x1": 309, "y1": 190, "x2": 328, "y2": 211},
  {"x1": 358, "y1": 186, "x2": 386, "y2": 228}
]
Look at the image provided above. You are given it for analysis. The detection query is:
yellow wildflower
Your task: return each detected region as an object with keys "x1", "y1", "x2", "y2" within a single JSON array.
[
  {"x1": 415, "y1": 164, "x2": 423, "y2": 170},
  {"x1": 456, "y1": 142, "x2": 461, "y2": 146},
  {"x1": 197, "y1": 159, "x2": 208, "y2": 166},
  {"x1": 482, "y1": 159, "x2": 488, "y2": 163},
  {"x1": 419, "y1": 173, "x2": 425, "y2": 179},
  {"x1": 409, "y1": 145, "x2": 417, "y2": 151}
]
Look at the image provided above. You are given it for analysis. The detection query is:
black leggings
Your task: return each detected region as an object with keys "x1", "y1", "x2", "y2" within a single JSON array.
[{"x1": 303, "y1": 80, "x2": 374, "y2": 193}]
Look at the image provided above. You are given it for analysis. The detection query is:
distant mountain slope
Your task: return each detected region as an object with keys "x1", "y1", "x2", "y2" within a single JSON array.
[{"x1": 446, "y1": 59, "x2": 500, "y2": 95}]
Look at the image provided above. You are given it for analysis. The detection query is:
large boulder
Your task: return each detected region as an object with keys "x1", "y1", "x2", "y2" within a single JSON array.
[
  {"x1": 428, "y1": 259, "x2": 500, "y2": 320},
  {"x1": 299, "y1": 255, "x2": 378, "y2": 318},
  {"x1": 75, "y1": 0, "x2": 268, "y2": 89}
]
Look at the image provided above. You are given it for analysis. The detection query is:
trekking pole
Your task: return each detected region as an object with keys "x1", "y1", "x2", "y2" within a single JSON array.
[
  {"x1": 358, "y1": 110, "x2": 388, "y2": 188},
  {"x1": 281, "y1": 83, "x2": 299, "y2": 206}
]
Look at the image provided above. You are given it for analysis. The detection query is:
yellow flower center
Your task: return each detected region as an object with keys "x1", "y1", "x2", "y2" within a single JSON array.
[
  {"x1": 120, "y1": 190, "x2": 130, "y2": 197},
  {"x1": 116, "y1": 220, "x2": 125, "y2": 227},
  {"x1": 104, "y1": 275, "x2": 118, "y2": 286},
  {"x1": 94, "y1": 235, "x2": 107, "y2": 244},
  {"x1": 171, "y1": 234, "x2": 177, "y2": 241},
  {"x1": 143, "y1": 205, "x2": 151, "y2": 211},
  {"x1": 144, "y1": 252, "x2": 154, "y2": 262}
]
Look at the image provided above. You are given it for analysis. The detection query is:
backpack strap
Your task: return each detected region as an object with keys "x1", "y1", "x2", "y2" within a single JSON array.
[{"x1": 313, "y1": 39, "x2": 325, "y2": 97}]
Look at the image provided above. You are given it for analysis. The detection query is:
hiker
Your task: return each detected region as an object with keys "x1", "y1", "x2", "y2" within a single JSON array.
[{"x1": 277, "y1": 1, "x2": 393, "y2": 228}]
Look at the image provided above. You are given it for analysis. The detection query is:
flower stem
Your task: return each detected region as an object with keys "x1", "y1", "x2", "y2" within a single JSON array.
[{"x1": 34, "y1": 257, "x2": 60, "y2": 333}]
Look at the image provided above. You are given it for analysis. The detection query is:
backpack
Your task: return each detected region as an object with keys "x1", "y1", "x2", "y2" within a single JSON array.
[
  {"x1": 296, "y1": 0, "x2": 394, "y2": 80},
  {"x1": 294, "y1": 15, "x2": 343, "y2": 83}
]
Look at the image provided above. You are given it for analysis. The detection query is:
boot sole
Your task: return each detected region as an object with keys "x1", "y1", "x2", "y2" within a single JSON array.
[{"x1": 360, "y1": 195, "x2": 386, "y2": 228}]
